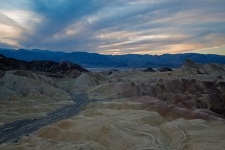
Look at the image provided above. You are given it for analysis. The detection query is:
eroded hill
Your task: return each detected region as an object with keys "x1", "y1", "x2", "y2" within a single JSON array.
[{"x1": 0, "y1": 56, "x2": 225, "y2": 150}]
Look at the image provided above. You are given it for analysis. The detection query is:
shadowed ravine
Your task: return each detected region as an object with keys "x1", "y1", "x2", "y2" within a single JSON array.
[{"x1": 0, "y1": 94, "x2": 92, "y2": 144}]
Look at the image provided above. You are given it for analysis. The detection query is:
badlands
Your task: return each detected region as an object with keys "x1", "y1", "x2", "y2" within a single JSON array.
[{"x1": 0, "y1": 54, "x2": 225, "y2": 150}]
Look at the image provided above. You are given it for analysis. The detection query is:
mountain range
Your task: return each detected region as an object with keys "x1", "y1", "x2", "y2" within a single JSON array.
[{"x1": 0, "y1": 48, "x2": 225, "y2": 68}]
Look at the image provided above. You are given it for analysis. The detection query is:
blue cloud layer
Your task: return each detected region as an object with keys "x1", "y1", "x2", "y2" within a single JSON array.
[{"x1": 0, "y1": 0, "x2": 225, "y2": 55}]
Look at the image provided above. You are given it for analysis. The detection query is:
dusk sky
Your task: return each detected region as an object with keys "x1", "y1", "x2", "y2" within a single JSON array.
[{"x1": 0, "y1": 0, "x2": 225, "y2": 55}]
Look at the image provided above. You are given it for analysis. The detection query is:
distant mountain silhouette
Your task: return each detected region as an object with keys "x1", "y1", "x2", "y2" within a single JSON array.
[{"x1": 0, "y1": 48, "x2": 225, "y2": 68}]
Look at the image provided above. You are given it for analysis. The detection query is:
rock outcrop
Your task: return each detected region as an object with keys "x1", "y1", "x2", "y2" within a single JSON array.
[
  {"x1": 182, "y1": 59, "x2": 225, "y2": 76},
  {"x1": 143, "y1": 67, "x2": 155, "y2": 72}
]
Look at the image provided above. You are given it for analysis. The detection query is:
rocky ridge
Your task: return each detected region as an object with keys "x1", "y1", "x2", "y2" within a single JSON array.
[{"x1": 0, "y1": 54, "x2": 88, "y2": 78}]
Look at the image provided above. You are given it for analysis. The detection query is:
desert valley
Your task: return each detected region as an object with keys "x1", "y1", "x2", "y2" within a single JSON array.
[{"x1": 0, "y1": 54, "x2": 225, "y2": 150}]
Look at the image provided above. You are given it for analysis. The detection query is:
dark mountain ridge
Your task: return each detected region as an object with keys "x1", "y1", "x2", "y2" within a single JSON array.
[
  {"x1": 0, "y1": 48, "x2": 225, "y2": 68},
  {"x1": 0, "y1": 54, "x2": 88, "y2": 75}
]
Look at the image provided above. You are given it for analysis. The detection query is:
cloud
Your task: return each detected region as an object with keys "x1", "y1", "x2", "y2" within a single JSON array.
[{"x1": 0, "y1": 0, "x2": 225, "y2": 55}]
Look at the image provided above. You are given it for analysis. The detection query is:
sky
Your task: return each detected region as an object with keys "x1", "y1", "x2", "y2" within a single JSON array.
[{"x1": 0, "y1": 0, "x2": 225, "y2": 55}]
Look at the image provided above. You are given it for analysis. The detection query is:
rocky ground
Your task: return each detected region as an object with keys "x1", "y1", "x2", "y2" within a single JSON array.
[{"x1": 0, "y1": 56, "x2": 225, "y2": 150}]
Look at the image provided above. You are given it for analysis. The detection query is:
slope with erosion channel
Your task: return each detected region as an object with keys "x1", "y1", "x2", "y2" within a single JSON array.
[
  {"x1": 1, "y1": 57, "x2": 225, "y2": 149},
  {"x1": 0, "y1": 70, "x2": 73, "y2": 124},
  {"x1": 0, "y1": 94, "x2": 92, "y2": 144},
  {"x1": 1, "y1": 102, "x2": 225, "y2": 150},
  {"x1": 0, "y1": 55, "x2": 90, "y2": 124}
]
